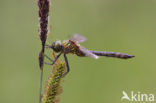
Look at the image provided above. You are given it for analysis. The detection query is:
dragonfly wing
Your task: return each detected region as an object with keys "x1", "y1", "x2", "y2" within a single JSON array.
[
  {"x1": 70, "y1": 34, "x2": 87, "y2": 43},
  {"x1": 80, "y1": 47, "x2": 99, "y2": 59}
]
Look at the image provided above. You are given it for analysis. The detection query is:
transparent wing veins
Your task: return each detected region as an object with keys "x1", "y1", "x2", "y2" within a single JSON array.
[
  {"x1": 70, "y1": 34, "x2": 87, "y2": 43},
  {"x1": 79, "y1": 47, "x2": 99, "y2": 59}
]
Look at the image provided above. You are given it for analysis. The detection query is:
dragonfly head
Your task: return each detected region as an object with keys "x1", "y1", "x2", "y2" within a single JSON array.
[{"x1": 51, "y1": 40, "x2": 63, "y2": 52}]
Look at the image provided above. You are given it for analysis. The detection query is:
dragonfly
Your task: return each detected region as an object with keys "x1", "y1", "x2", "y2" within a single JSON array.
[{"x1": 45, "y1": 34, "x2": 135, "y2": 77}]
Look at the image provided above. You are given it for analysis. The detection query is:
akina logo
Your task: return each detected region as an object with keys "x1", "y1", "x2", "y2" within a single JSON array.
[{"x1": 121, "y1": 91, "x2": 154, "y2": 102}]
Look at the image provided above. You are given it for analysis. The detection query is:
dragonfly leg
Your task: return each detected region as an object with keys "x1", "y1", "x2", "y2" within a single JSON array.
[
  {"x1": 44, "y1": 54, "x2": 53, "y2": 62},
  {"x1": 61, "y1": 54, "x2": 70, "y2": 77},
  {"x1": 45, "y1": 44, "x2": 51, "y2": 48},
  {"x1": 44, "y1": 52, "x2": 62, "y2": 65}
]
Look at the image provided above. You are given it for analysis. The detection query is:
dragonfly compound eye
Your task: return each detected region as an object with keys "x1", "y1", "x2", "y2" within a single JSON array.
[{"x1": 51, "y1": 41, "x2": 62, "y2": 52}]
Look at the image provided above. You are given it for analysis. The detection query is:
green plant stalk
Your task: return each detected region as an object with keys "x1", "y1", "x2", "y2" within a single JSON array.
[
  {"x1": 42, "y1": 60, "x2": 66, "y2": 103},
  {"x1": 39, "y1": 67, "x2": 44, "y2": 103}
]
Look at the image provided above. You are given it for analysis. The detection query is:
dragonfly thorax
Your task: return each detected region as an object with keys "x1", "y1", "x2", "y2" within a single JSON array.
[{"x1": 51, "y1": 40, "x2": 63, "y2": 52}]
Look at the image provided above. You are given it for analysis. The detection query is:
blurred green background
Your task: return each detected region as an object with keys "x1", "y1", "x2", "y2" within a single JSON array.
[{"x1": 0, "y1": 0, "x2": 156, "y2": 103}]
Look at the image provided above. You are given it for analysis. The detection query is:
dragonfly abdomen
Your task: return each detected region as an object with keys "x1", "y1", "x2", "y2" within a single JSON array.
[{"x1": 90, "y1": 51, "x2": 134, "y2": 59}]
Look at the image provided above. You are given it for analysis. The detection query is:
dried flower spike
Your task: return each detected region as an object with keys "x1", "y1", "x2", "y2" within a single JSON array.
[
  {"x1": 38, "y1": 0, "x2": 49, "y2": 70},
  {"x1": 38, "y1": 0, "x2": 50, "y2": 103},
  {"x1": 38, "y1": 0, "x2": 49, "y2": 48}
]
